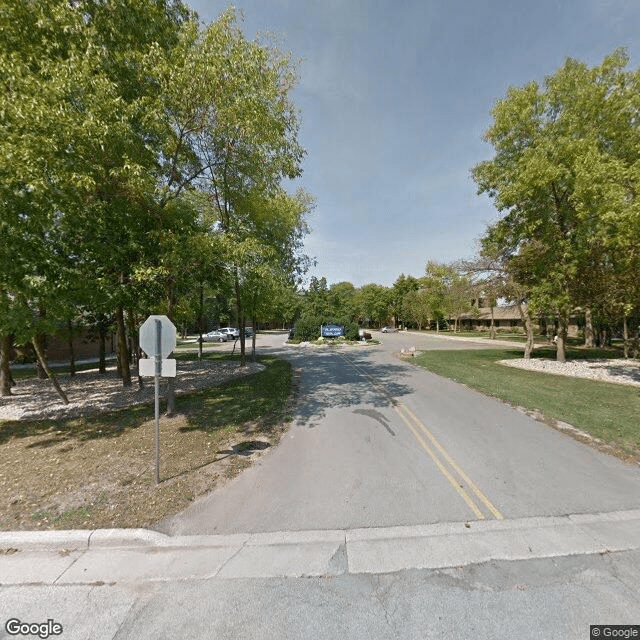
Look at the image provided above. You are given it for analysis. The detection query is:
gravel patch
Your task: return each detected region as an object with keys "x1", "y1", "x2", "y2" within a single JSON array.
[
  {"x1": 497, "y1": 358, "x2": 640, "y2": 387},
  {"x1": 0, "y1": 359, "x2": 265, "y2": 422}
]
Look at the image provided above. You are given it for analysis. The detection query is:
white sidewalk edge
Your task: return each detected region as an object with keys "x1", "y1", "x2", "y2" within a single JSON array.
[{"x1": 2, "y1": 510, "x2": 640, "y2": 583}]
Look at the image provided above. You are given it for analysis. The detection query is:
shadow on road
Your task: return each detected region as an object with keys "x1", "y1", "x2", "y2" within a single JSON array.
[
  {"x1": 353, "y1": 408, "x2": 396, "y2": 436},
  {"x1": 266, "y1": 348, "x2": 414, "y2": 429}
]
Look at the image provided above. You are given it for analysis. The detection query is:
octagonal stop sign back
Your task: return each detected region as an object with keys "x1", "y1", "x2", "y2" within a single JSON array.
[{"x1": 139, "y1": 315, "x2": 177, "y2": 358}]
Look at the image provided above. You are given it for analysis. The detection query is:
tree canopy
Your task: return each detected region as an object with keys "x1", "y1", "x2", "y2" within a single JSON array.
[
  {"x1": 0, "y1": 1, "x2": 312, "y2": 395},
  {"x1": 472, "y1": 49, "x2": 640, "y2": 360}
]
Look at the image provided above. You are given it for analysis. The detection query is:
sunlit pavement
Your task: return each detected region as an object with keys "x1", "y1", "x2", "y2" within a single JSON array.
[{"x1": 3, "y1": 330, "x2": 640, "y2": 639}]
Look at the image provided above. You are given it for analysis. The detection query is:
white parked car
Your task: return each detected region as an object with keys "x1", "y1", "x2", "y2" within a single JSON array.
[
  {"x1": 202, "y1": 330, "x2": 228, "y2": 342},
  {"x1": 219, "y1": 327, "x2": 240, "y2": 339},
  {"x1": 381, "y1": 326, "x2": 398, "y2": 333}
]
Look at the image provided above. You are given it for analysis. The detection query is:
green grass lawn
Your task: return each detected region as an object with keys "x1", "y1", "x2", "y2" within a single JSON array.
[
  {"x1": 412, "y1": 347, "x2": 640, "y2": 457},
  {"x1": 1, "y1": 352, "x2": 293, "y2": 530},
  {"x1": 435, "y1": 330, "x2": 535, "y2": 340},
  {"x1": 173, "y1": 352, "x2": 293, "y2": 430}
]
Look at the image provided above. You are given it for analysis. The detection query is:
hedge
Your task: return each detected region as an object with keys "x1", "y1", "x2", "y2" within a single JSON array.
[{"x1": 294, "y1": 315, "x2": 360, "y2": 341}]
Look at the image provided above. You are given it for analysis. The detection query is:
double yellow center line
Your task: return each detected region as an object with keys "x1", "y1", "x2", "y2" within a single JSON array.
[{"x1": 338, "y1": 353, "x2": 503, "y2": 521}]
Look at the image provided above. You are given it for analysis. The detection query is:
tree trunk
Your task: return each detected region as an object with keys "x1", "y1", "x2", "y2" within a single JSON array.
[
  {"x1": 136, "y1": 344, "x2": 145, "y2": 389},
  {"x1": 127, "y1": 309, "x2": 136, "y2": 367},
  {"x1": 597, "y1": 326, "x2": 607, "y2": 348},
  {"x1": 34, "y1": 308, "x2": 48, "y2": 379},
  {"x1": 556, "y1": 312, "x2": 568, "y2": 363},
  {"x1": 116, "y1": 305, "x2": 131, "y2": 387},
  {"x1": 234, "y1": 270, "x2": 245, "y2": 366},
  {"x1": 133, "y1": 324, "x2": 145, "y2": 390},
  {"x1": 516, "y1": 301, "x2": 535, "y2": 359},
  {"x1": 31, "y1": 336, "x2": 69, "y2": 404},
  {"x1": 67, "y1": 319, "x2": 76, "y2": 376},
  {"x1": 631, "y1": 316, "x2": 639, "y2": 359},
  {"x1": 251, "y1": 315, "x2": 256, "y2": 362},
  {"x1": 545, "y1": 318, "x2": 554, "y2": 344},
  {"x1": 489, "y1": 306, "x2": 496, "y2": 339},
  {"x1": 98, "y1": 320, "x2": 107, "y2": 374},
  {"x1": 35, "y1": 332, "x2": 48, "y2": 379},
  {"x1": 198, "y1": 281, "x2": 204, "y2": 360},
  {"x1": 584, "y1": 307, "x2": 594, "y2": 348},
  {"x1": 0, "y1": 334, "x2": 13, "y2": 396},
  {"x1": 623, "y1": 315, "x2": 629, "y2": 359},
  {"x1": 126, "y1": 309, "x2": 144, "y2": 389}
]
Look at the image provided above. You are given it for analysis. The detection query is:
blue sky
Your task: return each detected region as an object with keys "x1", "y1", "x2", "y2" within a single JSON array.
[{"x1": 188, "y1": 0, "x2": 640, "y2": 287}]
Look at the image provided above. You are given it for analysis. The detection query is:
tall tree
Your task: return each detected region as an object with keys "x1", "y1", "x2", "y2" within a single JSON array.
[
  {"x1": 328, "y1": 282, "x2": 357, "y2": 319},
  {"x1": 305, "y1": 277, "x2": 331, "y2": 317},
  {"x1": 402, "y1": 289, "x2": 432, "y2": 330},
  {"x1": 0, "y1": 0, "x2": 197, "y2": 389},
  {"x1": 165, "y1": 8, "x2": 306, "y2": 361},
  {"x1": 392, "y1": 274, "x2": 420, "y2": 328},
  {"x1": 355, "y1": 284, "x2": 392, "y2": 327},
  {"x1": 472, "y1": 49, "x2": 640, "y2": 362}
]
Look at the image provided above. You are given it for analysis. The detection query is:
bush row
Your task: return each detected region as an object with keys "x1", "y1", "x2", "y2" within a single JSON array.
[{"x1": 293, "y1": 315, "x2": 360, "y2": 341}]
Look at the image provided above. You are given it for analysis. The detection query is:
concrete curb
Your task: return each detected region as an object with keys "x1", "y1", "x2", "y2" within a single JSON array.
[
  {"x1": 2, "y1": 510, "x2": 640, "y2": 584},
  {"x1": 0, "y1": 528, "x2": 167, "y2": 550},
  {"x1": 399, "y1": 330, "x2": 528, "y2": 349}
]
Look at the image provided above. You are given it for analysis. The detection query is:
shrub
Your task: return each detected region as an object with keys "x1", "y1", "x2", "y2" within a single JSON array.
[
  {"x1": 294, "y1": 315, "x2": 323, "y2": 341},
  {"x1": 294, "y1": 315, "x2": 359, "y2": 342}
]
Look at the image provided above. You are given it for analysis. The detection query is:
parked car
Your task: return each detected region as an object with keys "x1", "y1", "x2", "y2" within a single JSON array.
[
  {"x1": 244, "y1": 326, "x2": 254, "y2": 337},
  {"x1": 288, "y1": 327, "x2": 295, "y2": 339},
  {"x1": 202, "y1": 330, "x2": 228, "y2": 342},
  {"x1": 380, "y1": 326, "x2": 398, "y2": 333},
  {"x1": 219, "y1": 327, "x2": 240, "y2": 339}
]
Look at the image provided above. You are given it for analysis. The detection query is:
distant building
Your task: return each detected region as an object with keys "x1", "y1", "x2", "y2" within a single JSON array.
[
  {"x1": 454, "y1": 302, "x2": 580, "y2": 337},
  {"x1": 46, "y1": 329, "x2": 116, "y2": 361}
]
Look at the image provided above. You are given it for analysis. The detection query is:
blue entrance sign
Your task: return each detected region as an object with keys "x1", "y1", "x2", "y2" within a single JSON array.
[{"x1": 321, "y1": 324, "x2": 344, "y2": 337}]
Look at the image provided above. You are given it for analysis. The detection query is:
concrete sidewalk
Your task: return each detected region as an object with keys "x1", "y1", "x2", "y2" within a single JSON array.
[
  {"x1": 2, "y1": 509, "x2": 640, "y2": 585},
  {"x1": 399, "y1": 329, "x2": 531, "y2": 349}
]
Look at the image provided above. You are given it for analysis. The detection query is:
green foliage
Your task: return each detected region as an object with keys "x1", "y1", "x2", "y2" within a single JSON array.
[
  {"x1": 402, "y1": 289, "x2": 432, "y2": 329},
  {"x1": 304, "y1": 277, "x2": 331, "y2": 317},
  {"x1": 340, "y1": 319, "x2": 360, "y2": 341},
  {"x1": 392, "y1": 274, "x2": 420, "y2": 323},
  {"x1": 473, "y1": 49, "x2": 640, "y2": 348},
  {"x1": 293, "y1": 315, "x2": 359, "y2": 341},
  {"x1": 328, "y1": 282, "x2": 357, "y2": 318},
  {"x1": 293, "y1": 315, "x2": 322, "y2": 341},
  {"x1": 0, "y1": 1, "x2": 312, "y2": 377},
  {"x1": 355, "y1": 284, "x2": 392, "y2": 326}
]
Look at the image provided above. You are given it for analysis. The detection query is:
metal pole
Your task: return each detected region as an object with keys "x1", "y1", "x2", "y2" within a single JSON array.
[{"x1": 155, "y1": 319, "x2": 162, "y2": 485}]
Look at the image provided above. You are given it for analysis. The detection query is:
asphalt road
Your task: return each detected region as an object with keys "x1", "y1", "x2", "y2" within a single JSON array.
[
  {"x1": 5, "y1": 330, "x2": 640, "y2": 639},
  {"x1": 159, "y1": 331, "x2": 640, "y2": 535}
]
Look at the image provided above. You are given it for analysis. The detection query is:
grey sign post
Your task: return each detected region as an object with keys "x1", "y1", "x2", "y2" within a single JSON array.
[
  {"x1": 154, "y1": 319, "x2": 161, "y2": 484},
  {"x1": 139, "y1": 315, "x2": 177, "y2": 484}
]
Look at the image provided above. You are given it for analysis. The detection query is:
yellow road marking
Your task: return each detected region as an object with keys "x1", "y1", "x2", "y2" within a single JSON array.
[
  {"x1": 393, "y1": 405, "x2": 485, "y2": 520},
  {"x1": 399, "y1": 403, "x2": 504, "y2": 520},
  {"x1": 337, "y1": 352, "x2": 503, "y2": 521}
]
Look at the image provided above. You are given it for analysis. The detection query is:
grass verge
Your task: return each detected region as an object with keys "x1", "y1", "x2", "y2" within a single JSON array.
[
  {"x1": 411, "y1": 347, "x2": 640, "y2": 460},
  {"x1": 0, "y1": 353, "x2": 293, "y2": 531}
]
